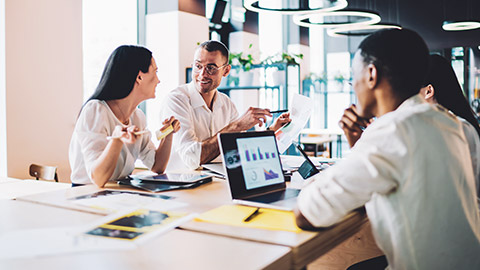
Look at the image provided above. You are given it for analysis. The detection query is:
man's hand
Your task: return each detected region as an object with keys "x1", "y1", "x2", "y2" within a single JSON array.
[
  {"x1": 338, "y1": 105, "x2": 372, "y2": 148},
  {"x1": 270, "y1": 112, "x2": 291, "y2": 132},
  {"x1": 233, "y1": 107, "x2": 272, "y2": 131}
]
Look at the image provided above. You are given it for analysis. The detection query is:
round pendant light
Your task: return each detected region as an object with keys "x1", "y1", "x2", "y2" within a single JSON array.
[
  {"x1": 327, "y1": 23, "x2": 402, "y2": 37},
  {"x1": 293, "y1": 9, "x2": 381, "y2": 29},
  {"x1": 442, "y1": 21, "x2": 480, "y2": 31},
  {"x1": 243, "y1": 0, "x2": 348, "y2": 15}
]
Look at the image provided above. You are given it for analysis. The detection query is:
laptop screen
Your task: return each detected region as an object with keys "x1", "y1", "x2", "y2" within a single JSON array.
[
  {"x1": 236, "y1": 136, "x2": 284, "y2": 189},
  {"x1": 218, "y1": 131, "x2": 286, "y2": 199}
]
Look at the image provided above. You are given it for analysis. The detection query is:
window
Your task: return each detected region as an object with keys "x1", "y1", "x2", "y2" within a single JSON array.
[{"x1": 82, "y1": 0, "x2": 137, "y2": 102}]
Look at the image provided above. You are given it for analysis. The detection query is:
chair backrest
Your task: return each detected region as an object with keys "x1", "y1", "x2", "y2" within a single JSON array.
[{"x1": 29, "y1": 164, "x2": 58, "y2": 182}]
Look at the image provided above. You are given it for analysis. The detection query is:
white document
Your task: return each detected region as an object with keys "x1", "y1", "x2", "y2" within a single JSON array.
[
  {"x1": 201, "y1": 163, "x2": 226, "y2": 178},
  {"x1": 280, "y1": 155, "x2": 339, "y2": 169},
  {"x1": 275, "y1": 94, "x2": 314, "y2": 153},
  {"x1": 73, "y1": 193, "x2": 187, "y2": 213},
  {"x1": 0, "y1": 227, "x2": 136, "y2": 259}
]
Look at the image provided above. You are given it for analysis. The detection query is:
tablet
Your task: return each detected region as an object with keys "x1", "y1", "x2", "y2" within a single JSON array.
[
  {"x1": 134, "y1": 173, "x2": 212, "y2": 185},
  {"x1": 293, "y1": 142, "x2": 319, "y2": 179}
]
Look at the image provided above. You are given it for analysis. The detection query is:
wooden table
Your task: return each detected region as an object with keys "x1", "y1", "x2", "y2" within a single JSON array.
[
  {"x1": 0, "y1": 199, "x2": 291, "y2": 270},
  {"x1": 16, "y1": 179, "x2": 367, "y2": 270}
]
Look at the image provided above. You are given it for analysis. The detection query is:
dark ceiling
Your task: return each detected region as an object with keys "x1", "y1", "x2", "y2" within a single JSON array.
[{"x1": 347, "y1": 0, "x2": 480, "y2": 50}]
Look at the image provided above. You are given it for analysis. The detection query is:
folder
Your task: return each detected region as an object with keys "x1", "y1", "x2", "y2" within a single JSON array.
[{"x1": 195, "y1": 205, "x2": 302, "y2": 233}]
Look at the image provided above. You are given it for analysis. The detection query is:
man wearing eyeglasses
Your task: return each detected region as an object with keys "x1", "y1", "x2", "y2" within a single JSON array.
[{"x1": 161, "y1": 40, "x2": 290, "y2": 171}]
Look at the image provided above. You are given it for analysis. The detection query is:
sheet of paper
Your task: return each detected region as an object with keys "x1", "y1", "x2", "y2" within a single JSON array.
[
  {"x1": 73, "y1": 192, "x2": 187, "y2": 213},
  {"x1": 275, "y1": 94, "x2": 314, "y2": 153},
  {"x1": 0, "y1": 227, "x2": 136, "y2": 260},
  {"x1": 195, "y1": 205, "x2": 302, "y2": 233},
  {"x1": 280, "y1": 155, "x2": 338, "y2": 169},
  {"x1": 0, "y1": 180, "x2": 70, "y2": 200},
  {"x1": 201, "y1": 163, "x2": 226, "y2": 178}
]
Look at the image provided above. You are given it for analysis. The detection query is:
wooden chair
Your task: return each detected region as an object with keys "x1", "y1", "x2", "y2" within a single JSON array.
[{"x1": 29, "y1": 164, "x2": 58, "y2": 182}]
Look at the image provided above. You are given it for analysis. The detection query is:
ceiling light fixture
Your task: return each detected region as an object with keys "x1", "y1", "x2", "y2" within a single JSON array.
[
  {"x1": 293, "y1": 9, "x2": 381, "y2": 28},
  {"x1": 442, "y1": 21, "x2": 480, "y2": 31},
  {"x1": 327, "y1": 23, "x2": 402, "y2": 37},
  {"x1": 243, "y1": 0, "x2": 348, "y2": 15}
]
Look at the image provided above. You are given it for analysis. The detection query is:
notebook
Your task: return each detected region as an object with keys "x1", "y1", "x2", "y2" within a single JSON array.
[{"x1": 218, "y1": 131, "x2": 300, "y2": 211}]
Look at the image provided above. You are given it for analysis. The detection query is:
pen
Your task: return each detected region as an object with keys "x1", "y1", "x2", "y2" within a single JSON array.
[
  {"x1": 243, "y1": 207, "x2": 261, "y2": 222},
  {"x1": 107, "y1": 129, "x2": 149, "y2": 140},
  {"x1": 269, "y1": 109, "x2": 288, "y2": 114},
  {"x1": 133, "y1": 130, "x2": 149, "y2": 136}
]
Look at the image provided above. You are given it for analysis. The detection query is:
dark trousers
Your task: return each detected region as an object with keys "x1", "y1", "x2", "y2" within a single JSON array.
[{"x1": 347, "y1": 256, "x2": 388, "y2": 270}]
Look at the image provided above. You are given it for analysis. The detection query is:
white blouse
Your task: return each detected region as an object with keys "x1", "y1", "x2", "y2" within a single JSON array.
[
  {"x1": 69, "y1": 100, "x2": 156, "y2": 184},
  {"x1": 297, "y1": 95, "x2": 480, "y2": 269}
]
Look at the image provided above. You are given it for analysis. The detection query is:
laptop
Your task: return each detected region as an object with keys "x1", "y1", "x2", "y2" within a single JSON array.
[{"x1": 218, "y1": 131, "x2": 300, "y2": 211}]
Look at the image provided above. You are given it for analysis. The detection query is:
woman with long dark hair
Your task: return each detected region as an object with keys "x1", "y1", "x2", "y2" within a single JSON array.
[
  {"x1": 420, "y1": 54, "x2": 480, "y2": 205},
  {"x1": 69, "y1": 45, "x2": 179, "y2": 187}
]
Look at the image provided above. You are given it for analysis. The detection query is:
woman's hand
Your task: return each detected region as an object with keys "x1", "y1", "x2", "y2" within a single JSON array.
[
  {"x1": 270, "y1": 112, "x2": 291, "y2": 132},
  {"x1": 110, "y1": 125, "x2": 140, "y2": 144},
  {"x1": 161, "y1": 116, "x2": 180, "y2": 134}
]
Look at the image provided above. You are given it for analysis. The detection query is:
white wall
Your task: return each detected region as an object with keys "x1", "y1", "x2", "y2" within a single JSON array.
[
  {"x1": 145, "y1": 11, "x2": 208, "y2": 134},
  {"x1": 5, "y1": 0, "x2": 83, "y2": 181},
  {"x1": 309, "y1": 27, "x2": 325, "y2": 75},
  {"x1": 0, "y1": 0, "x2": 6, "y2": 177},
  {"x1": 229, "y1": 31, "x2": 261, "y2": 114}
]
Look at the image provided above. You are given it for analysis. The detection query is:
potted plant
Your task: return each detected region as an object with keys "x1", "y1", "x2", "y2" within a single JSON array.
[
  {"x1": 228, "y1": 44, "x2": 256, "y2": 86},
  {"x1": 305, "y1": 72, "x2": 326, "y2": 84},
  {"x1": 262, "y1": 52, "x2": 304, "y2": 69},
  {"x1": 303, "y1": 72, "x2": 326, "y2": 94},
  {"x1": 262, "y1": 52, "x2": 303, "y2": 86},
  {"x1": 333, "y1": 72, "x2": 346, "y2": 91}
]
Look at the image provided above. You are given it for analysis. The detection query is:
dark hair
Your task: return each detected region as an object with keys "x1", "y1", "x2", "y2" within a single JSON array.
[
  {"x1": 197, "y1": 40, "x2": 229, "y2": 64},
  {"x1": 423, "y1": 54, "x2": 480, "y2": 137},
  {"x1": 358, "y1": 28, "x2": 429, "y2": 100},
  {"x1": 87, "y1": 45, "x2": 152, "y2": 102}
]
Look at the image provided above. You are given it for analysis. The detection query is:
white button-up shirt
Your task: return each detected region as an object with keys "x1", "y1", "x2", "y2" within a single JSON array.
[
  {"x1": 460, "y1": 117, "x2": 480, "y2": 207},
  {"x1": 297, "y1": 95, "x2": 480, "y2": 269},
  {"x1": 69, "y1": 100, "x2": 156, "y2": 184},
  {"x1": 161, "y1": 82, "x2": 239, "y2": 171}
]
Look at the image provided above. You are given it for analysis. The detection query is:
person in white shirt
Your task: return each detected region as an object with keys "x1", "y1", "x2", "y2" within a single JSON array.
[
  {"x1": 295, "y1": 29, "x2": 480, "y2": 269},
  {"x1": 161, "y1": 40, "x2": 290, "y2": 171},
  {"x1": 69, "y1": 45, "x2": 180, "y2": 187},
  {"x1": 419, "y1": 54, "x2": 480, "y2": 207}
]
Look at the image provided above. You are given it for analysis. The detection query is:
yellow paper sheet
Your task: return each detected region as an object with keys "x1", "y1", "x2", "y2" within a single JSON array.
[
  {"x1": 195, "y1": 205, "x2": 302, "y2": 233},
  {"x1": 156, "y1": 125, "x2": 173, "y2": 140}
]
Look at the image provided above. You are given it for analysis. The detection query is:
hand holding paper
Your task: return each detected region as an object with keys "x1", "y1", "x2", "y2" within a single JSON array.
[
  {"x1": 269, "y1": 112, "x2": 291, "y2": 132},
  {"x1": 275, "y1": 94, "x2": 314, "y2": 153}
]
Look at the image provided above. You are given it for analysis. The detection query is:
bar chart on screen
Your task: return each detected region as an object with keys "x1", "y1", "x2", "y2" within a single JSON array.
[{"x1": 236, "y1": 136, "x2": 284, "y2": 189}]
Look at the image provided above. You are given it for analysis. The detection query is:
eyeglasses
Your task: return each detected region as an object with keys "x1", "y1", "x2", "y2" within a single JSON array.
[{"x1": 192, "y1": 62, "x2": 228, "y2": 75}]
